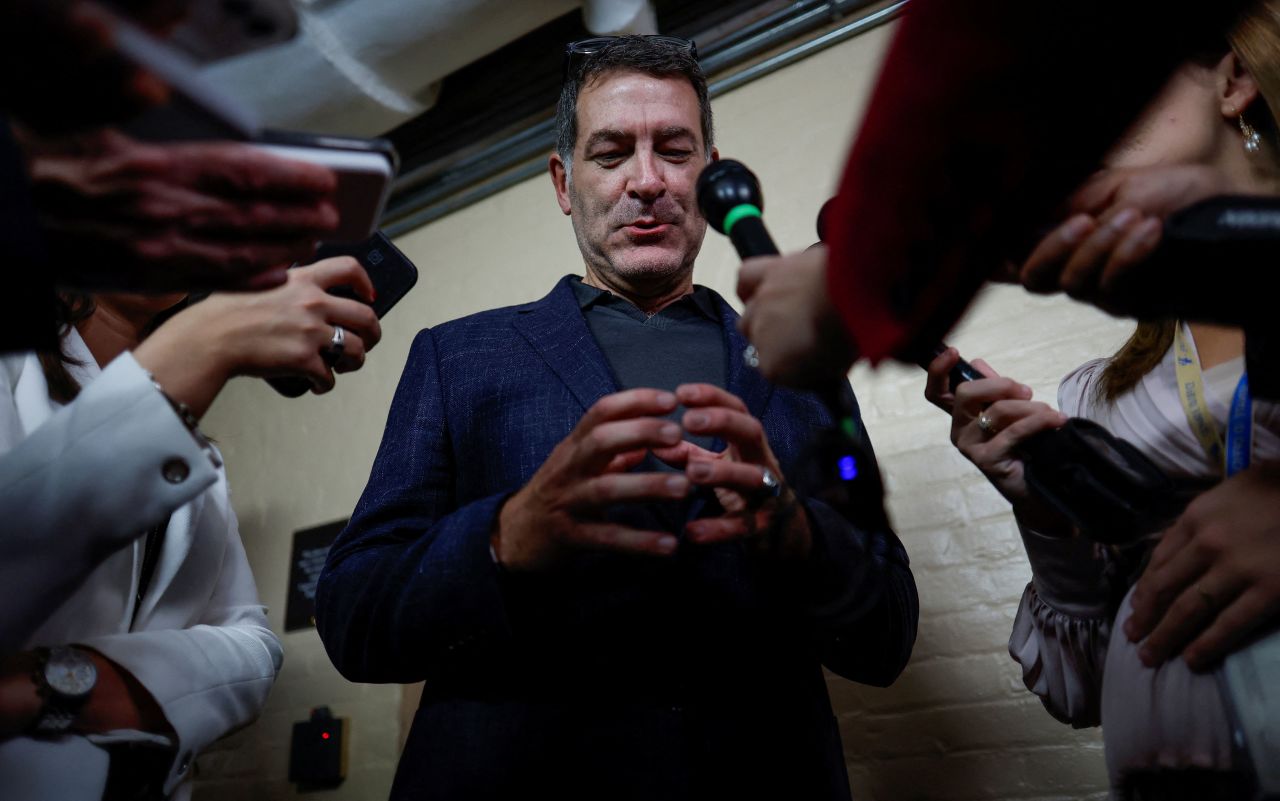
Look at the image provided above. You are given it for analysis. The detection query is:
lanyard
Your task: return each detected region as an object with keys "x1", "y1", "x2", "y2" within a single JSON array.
[{"x1": 1173, "y1": 324, "x2": 1252, "y2": 476}]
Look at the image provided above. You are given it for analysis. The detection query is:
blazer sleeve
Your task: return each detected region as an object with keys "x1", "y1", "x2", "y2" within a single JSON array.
[
  {"x1": 82, "y1": 490, "x2": 283, "y2": 795},
  {"x1": 316, "y1": 329, "x2": 515, "y2": 684},
  {"x1": 782, "y1": 385, "x2": 919, "y2": 687},
  {"x1": 0, "y1": 352, "x2": 218, "y2": 650}
]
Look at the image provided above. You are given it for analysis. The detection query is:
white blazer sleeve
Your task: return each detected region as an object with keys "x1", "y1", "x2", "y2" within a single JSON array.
[
  {"x1": 82, "y1": 502, "x2": 283, "y2": 795},
  {"x1": 0, "y1": 352, "x2": 218, "y2": 649}
]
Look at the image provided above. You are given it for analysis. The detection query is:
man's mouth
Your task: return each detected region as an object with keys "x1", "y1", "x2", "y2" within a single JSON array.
[{"x1": 623, "y1": 218, "x2": 672, "y2": 237}]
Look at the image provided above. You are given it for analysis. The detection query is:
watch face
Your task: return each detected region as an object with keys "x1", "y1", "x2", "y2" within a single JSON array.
[{"x1": 45, "y1": 649, "x2": 97, "y2": 698}]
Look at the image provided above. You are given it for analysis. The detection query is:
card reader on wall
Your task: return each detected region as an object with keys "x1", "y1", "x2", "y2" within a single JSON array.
[{"x1": 289, "y1": 706, "x2": 348, "y2": 789}]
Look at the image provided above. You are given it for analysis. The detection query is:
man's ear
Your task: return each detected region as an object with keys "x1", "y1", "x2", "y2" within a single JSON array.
[
  {"x1": 1218, "y1": 50, "x2": 1262, "y2": 120},
  {"x1": 549, "y1": 153, "x2": 573, "y2": 216},
  {"x1": 710, "y1": 146, "x2": 720, "y2": 163}
]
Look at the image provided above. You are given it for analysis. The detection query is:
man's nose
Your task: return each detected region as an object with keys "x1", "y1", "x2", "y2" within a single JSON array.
[{"x1": 626, "y1": 152, "x2": 666, "y2": 202}]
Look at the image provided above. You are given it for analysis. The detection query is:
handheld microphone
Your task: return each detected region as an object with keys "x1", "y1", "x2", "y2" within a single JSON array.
[{"x1": 697, "y1": 159, "x2": 888, "y2": 529}]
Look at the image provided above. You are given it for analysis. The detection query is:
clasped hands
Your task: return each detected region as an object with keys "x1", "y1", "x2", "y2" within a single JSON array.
[{"x1": 492, "y1": 384, "x2": 810, "y2": 571}]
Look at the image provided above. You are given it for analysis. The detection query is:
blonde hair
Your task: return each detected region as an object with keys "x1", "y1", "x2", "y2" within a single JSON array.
[
  {"x1": 1099, "y1": 4, "x2": 1280, "y2": 401},
  {"x1": 1231, "y1": 0, "x2": 1280, "y2": 149}
]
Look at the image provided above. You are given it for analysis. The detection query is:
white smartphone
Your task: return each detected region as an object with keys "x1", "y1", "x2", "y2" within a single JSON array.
[{"x1": 253, "y1": 133, "x2": 400, "y2": 244}]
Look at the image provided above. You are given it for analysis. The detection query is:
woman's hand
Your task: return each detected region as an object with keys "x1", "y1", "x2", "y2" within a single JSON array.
[
  {"x1": 1019, "y1": 164, "x2": 1233, "y2": 311},
  {"x1": 925, "y1": 351, "x2": 1071, "y2": 533},
  {"x1": 1126, "y1": 462, "x2": 1280, "y2": 671},
  {"x1": 134, "y1": 256, "x2": 382, "y2": 417}
]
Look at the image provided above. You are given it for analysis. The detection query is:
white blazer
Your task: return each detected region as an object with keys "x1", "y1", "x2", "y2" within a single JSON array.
[{"x1": 0, "y1": 330, "x2": 283, "y2": 800}]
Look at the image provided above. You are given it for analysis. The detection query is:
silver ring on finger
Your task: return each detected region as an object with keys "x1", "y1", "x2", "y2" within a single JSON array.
[
  {"x1": 326, "y1": 324, "x2": 346, "y2": 358},
  {"x1": 743, "y1": 345, "x2": 760, "y2": 369},
  {"x1": 977, "y1": 412, "x2": 996, "y2": 436},
  {"x1": 760, "y1": 467, "x2": 782, "y2": 497}
]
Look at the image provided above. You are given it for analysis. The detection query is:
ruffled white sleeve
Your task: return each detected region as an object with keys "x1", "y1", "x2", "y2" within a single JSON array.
[
  {"x1": 1008, "y1": 523, "x2": 1115, "y2": 727},
  {"x1": 1008, "y1": 358, "x2": 1118, "y2": 727}
]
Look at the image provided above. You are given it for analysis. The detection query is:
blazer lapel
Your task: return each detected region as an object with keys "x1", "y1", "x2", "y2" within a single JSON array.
[
  {"x1": 511, "y1": 276, "x2": 619, "y2": 413},
  {"x1": 715, "y1": 293, "x2": 774, "y2": 423}
]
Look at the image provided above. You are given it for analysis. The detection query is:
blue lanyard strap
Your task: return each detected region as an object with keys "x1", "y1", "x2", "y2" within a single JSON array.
[{"x1": 1226, "y1": 373, "x2": 1253, "y2": 477}]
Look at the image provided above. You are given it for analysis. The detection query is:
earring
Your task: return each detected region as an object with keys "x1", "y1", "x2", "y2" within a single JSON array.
[{"x1": 1240, "y1": 114, "x2": 1263, "y2": 154}]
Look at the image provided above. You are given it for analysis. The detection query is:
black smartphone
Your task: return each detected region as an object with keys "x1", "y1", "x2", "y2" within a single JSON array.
[{"x1": 267, "y1": 232, "x2": 419, "y2": 398}]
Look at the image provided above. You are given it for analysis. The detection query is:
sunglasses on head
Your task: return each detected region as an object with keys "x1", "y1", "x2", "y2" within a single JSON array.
[{"x1": 562, "y1": 35, "x2": 698, "y2": 83}]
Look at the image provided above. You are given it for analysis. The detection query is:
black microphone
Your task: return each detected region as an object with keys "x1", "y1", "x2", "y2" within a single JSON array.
[{"x1": 697, "y1": 159, "x2": 888, "y2": 529}]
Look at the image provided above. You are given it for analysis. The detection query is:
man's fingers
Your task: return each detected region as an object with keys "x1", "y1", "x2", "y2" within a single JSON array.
[
  {"x1": 651, "y1": 440, "x2": 722, "y2": 469},
  {"x1": 566, "y1": 472, "x2": 690, "y2": 509},
  {"x1": 685, "y1": 516, "x2": 752, "y2": 545},
  {"x1": 577, "y1": 419, "x2": 684, "y2": 473},
  {"x1": 675, "y1": 383, "x2": 749, "y2": 414},
  {"x1": 1183, "y1": 588, "x2": 1278, "y2": 671},
  {"x1": 1020, "y1": 214, "x2": 1097, "y2": 293},
  {"x1": 1126, "y1": 545, "x2": 1213, "y2": 643},
  {"x1": 686, "y1": 459, "x2": 766, "y2": 495},
  {"x1": 1135, "y1": 570, "x2": 1244, "y2": 668},
  {"x1": 580, "y1": 389, "x2": 679, "y2": 430},
  {"x1": 682, "y1": 407, "x2": 768, "y2": 464},
  {"x1": 603, "y1": 449, "x2": 648, "y2": 473},
  {"x1": 565, "y1": 523, "x2": 678, "y2": 557}
]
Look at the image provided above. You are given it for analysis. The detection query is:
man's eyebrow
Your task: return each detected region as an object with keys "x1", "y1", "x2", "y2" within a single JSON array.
[
  {"x1": 583, "y1": 129, "x2": 631, "y2": 150},
  {"x1": 656, "y1": 126, "x2": 697, "y2": 141}
]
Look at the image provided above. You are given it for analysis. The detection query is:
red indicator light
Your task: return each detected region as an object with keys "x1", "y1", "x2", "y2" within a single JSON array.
[{"x1": 321, "y1": 732, "x2": 330, "y2": 740}]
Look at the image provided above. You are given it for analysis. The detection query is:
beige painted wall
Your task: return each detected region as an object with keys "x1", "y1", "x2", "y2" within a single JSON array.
[{"x1": 194, "y1": 19, "x2": 1132, "y2": 801}]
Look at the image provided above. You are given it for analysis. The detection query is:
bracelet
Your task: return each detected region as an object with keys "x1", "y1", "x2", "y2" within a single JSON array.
[{"x1": 147, "y1": 374, "x2": 222, "y2": 469}]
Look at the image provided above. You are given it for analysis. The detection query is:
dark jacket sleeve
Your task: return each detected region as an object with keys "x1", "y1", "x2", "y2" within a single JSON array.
[
  {"x1": 315, "y1": 329, "x2": 514, "y2": 684},
  {"x1": 782, "y1": 385, "x2": 918, "y2": 687}
]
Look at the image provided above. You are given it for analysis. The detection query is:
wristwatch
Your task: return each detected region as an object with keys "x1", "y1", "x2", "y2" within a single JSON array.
[{"x1": 31, "y1": 646, "x2": 97, "y2": 734}]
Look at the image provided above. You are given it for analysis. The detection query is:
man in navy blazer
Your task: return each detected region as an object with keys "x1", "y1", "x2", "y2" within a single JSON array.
[{"x1": 317, "y1": 36, "x2": 917, "y2": 801}]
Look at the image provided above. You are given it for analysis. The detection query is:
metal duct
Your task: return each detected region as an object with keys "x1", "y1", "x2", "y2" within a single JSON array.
[{"x1": 202, "y1": 0, "x2": 654, "y2": 137}]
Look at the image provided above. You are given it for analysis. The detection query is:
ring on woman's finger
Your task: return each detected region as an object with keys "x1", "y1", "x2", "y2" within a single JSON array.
[
  {"x1": 977, "y1": 412, "x2": 996, "y2": 435},
  {"x1": 1195, "y1": 582, "x2": 1215, "y2": 610},
  {"x1": 327, "y1": 325, "x2": 346, "y2": 355}
]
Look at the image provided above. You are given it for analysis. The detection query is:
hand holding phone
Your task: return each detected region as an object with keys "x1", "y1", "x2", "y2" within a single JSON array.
[{"x1": 267, "y1": 232, "x2": 419, "y2": 398}]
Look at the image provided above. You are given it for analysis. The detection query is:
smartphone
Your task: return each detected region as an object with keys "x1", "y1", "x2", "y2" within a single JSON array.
[
  {"x1": 255, "y1": 131, "x2": 400, "y2": 245},
  {"x1": 1219, "y1": 629, "x2": 1280, "y2": 799},
  {"x1": 267, "y1": 232, "x2": 420, "y2": 398}
]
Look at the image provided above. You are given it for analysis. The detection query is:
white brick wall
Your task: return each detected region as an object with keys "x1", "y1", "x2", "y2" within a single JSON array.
[{"x1": 195, "y1": 21, "x2": 1134, "y2": 801}]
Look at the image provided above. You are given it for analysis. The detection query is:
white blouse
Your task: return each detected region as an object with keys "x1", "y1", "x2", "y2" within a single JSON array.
[{"x1": 1008, "y1": 324, "x2": 1280, "y2": 789}]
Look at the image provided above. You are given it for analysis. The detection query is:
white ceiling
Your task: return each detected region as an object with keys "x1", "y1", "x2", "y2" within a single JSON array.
[{"x1": 203, "y1": 0, "x2": 657, "y2": 136}]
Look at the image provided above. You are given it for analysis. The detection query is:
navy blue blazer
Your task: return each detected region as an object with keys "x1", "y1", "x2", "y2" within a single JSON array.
[{"x1": 317, "y1": 276, "x2": 918, "y2": 801}]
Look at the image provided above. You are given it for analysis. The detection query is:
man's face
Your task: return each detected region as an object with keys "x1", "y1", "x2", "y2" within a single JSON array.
[{"x1": 552, "y1": 70, "x2": 714, "y2": 293}]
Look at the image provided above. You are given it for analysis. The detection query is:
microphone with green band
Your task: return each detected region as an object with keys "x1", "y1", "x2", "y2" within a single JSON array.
[{"x1": 696, "y1": 159, "x2": 888, "y2": 530}]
